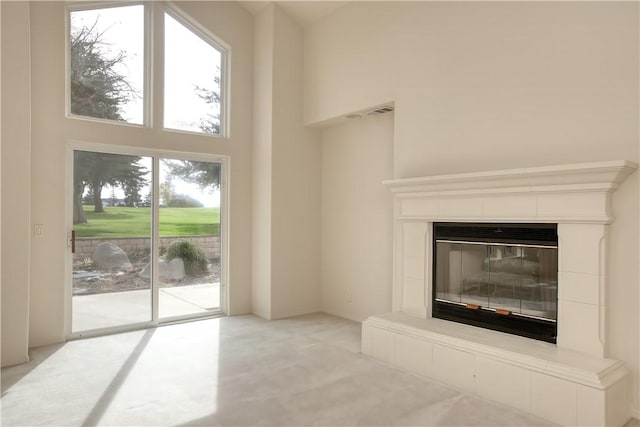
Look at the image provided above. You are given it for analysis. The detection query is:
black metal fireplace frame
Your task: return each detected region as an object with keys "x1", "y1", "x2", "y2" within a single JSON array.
[{"x1": 432, "y1": 222, "x2": 558, "y2": 343}]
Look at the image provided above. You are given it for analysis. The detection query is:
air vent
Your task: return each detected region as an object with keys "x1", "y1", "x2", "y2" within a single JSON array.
[{"x1": 366, "y1": 106, "x2": 394, "y2": 115}]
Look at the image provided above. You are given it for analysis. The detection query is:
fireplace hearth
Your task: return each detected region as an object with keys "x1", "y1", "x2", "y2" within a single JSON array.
[{"x1": 432, "y1": 222, "x2": 558, "y2": 342}]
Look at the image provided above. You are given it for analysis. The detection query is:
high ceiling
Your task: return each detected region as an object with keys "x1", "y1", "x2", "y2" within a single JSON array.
[{"x1": 238, "y1": 1, "x2": 348, "y2": 27}]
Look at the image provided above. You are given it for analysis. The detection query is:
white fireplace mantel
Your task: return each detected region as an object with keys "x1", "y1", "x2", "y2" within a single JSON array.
[
  {"x1": 362, "y1": 160, "x2": 637, "y2": 426},
  {"x1": 383, "y1": 160, "x2": 637, "y2": 224}
]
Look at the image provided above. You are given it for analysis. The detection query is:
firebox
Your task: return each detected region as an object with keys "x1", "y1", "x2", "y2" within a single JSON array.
[{"x1": 432, "y1": 222, "x2": 558, "y2": 343}]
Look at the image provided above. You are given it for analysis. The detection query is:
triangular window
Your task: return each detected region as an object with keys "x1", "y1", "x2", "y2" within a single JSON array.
[{"x1": 164, "y1": 11, "x2": 225, "y2": 136}]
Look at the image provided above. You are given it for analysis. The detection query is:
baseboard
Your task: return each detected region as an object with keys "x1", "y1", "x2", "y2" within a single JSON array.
[
  {"x1": 270, "y1": 307, "x2": 323, "y2": 320},
  {"x1": 1, "y1": 352, "x2": 30, "y2": 368},
  {"x1": 318, "y1": 308, "x2": 364, "y2": 324}
]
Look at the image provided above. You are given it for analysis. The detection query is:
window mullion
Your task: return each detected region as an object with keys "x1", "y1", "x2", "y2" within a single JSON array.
[
  {"x1": 151, "y1": 156, "x2": 160, "y2": 323},
  {"x1": 150, "y1": 2, "x2": 165, "y2": 130}
]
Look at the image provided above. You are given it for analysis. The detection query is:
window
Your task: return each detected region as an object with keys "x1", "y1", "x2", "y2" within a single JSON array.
[
  {"x1": 164, "y1": 11, "x2": 224, "y2": 135},
  {"x1": 69, "y1": 4, "x2": 145, "y2": 125},
  {"x1": 67, "y1": 4, "x2": 228, "y2": 135}
]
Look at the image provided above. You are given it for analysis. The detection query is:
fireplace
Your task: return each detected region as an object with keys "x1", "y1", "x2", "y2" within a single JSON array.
[
  {"x1": 432, "y1": 222, "x2": 558, "y2": 343},
  {"x1": 362, "y1": 161, "x2": 637, "y2": 426}
]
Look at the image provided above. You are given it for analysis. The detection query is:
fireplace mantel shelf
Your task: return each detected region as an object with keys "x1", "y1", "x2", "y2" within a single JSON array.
[
  {"x1": 382, "y1": 160, "x2": 637, "y2": 224},
  {"x1": 384, "y1": 160, "x2": 637, "y2": 195}
]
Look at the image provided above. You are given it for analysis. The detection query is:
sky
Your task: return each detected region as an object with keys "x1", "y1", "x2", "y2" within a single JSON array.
[{"x1": 164, "y1": 13, "x2": 222, "y2": 132}]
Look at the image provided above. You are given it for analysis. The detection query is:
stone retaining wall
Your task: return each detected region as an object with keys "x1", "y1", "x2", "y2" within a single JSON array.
[{"x1": 74, "y1": 235, "x2": 220, "y2": 262}]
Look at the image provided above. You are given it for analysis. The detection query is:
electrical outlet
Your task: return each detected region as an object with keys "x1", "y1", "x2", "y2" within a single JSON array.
[
  {"x1": 347, "y1": 291, "x2": 352, "y2": 303},
  {"x1": 33, "y1": 224, "x2": 44, "y2": 237}
]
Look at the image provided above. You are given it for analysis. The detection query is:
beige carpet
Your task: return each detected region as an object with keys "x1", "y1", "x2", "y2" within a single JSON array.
[{"x1": 2, "y1": 313, "x2": 567, "y2": 426}]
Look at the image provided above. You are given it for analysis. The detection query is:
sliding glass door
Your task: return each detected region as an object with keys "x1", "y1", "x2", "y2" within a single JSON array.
[
  {"x1": 71, "y1": 151, "x2": 153, "y2": 332},
  {"x1": 70, "y1": 147, "x2": 225, "y2": 336},
  {"x1": 158, "y1": 158, "x2": 222, "y2": 320}
]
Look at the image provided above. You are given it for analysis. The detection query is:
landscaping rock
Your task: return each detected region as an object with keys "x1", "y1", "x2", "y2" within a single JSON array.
[
  {"x1": 139, "y1": 258, "x2": 185, "y2": 280},
  {"x1": 93, "y1": 242, "x2": 132, "y2": 270}
]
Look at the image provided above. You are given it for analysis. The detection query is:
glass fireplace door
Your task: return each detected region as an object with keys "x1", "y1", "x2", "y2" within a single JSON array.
[{"x1": 435, "y1": 241, "x2": 558, "y2": 321}]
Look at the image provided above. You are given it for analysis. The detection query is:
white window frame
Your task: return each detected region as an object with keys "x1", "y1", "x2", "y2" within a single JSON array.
[
  {"x1": 64, "y1": 1, "x2": 231, "y2": 137},
  {"x1": 65, "y1": 1, "x2": 151, "y2": 127},
  {"x1": 162, "y1": 3, "x2": 230, "y2": 137},
  {"x1": 64, "y1": 140, "x2": 230, "y2": 339}
]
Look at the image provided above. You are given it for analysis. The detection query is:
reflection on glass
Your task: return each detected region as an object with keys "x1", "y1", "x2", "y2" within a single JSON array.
[
  {"x1": 435, "y1": 241, "x2": 558, "y2": 321},
  {"x1": 158, "y1": 159, "x2": 222, "y2": 319},
  {"x1": 72, "y1": 151, "x2": 152, "y2": 332},
  {"x1": 69, "y1": 5, "x2": 144, "y2": 124}
]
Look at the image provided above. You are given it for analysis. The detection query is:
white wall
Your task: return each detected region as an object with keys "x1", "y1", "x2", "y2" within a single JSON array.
[
  {"x1": 306, "y1": 1, "x2": 639, "y2": 416},
  {"x1": 24, "y1": 1, "x2": 254, "y2": 348},
  {"x1": 1, "y1": 1, "x2": 31, "y2": 367},
  {"x1": 320, "y1": 113, "x2": 393, "y2": 322},
  {"x1": 306, "y1": 2, "x2": 638, "y2": 176},
  {"x1": 251, "y1": 4, "x2": 321, "y2": 320},
  {"x1": 251, "y1": 5, "x2": 274, "y2": 319},
  {"x1": 270, "y1": 6, "x2": 321, "y2": 318},
  {"x1": 608, "y1": 172, "x2": 639, "y2": 416}
]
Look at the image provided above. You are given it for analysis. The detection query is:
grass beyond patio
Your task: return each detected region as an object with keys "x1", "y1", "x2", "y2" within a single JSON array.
[{"x1": 74, "y1": 206, "x2": 220, "y2": 237}]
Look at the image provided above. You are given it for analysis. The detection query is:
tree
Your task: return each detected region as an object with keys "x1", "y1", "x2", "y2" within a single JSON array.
[
  {"x1": 74, "y1": 165, "x2": 89, "y2": 224},
  {"x1": 164, "y1": 160, "x2": 221, "y2": 191},
  {"x1": 74, "y1": 151, "x2": 148, "y2": 223},
  {"x1": 167, "y1": 194, "x2": 205, "y2": 208},
  {"x1": 194, "y1": 65, "x2": 222, "y2": 134},
  {"x1": 69, "y1": 19, "x2": 138, "y2": 121},
  {"x1": 122, "y1": 175, "x2": 145, "y2": 207},
  {"x1": 195, "y1": 81, "x2": 220, "y2": 135},
  {"x1": 141, "y1": 190, "x2": 152, "y2": 207},
  {"x1": 160, "y1": 181, "x2": 174, "y2": 206},
  {"x1": 110, "y1": 185, "x2": 117, "y2": 207}
]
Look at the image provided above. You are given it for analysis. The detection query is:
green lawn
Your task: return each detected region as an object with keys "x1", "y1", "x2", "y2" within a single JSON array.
[{"x1": 74, "y1": 206, "x2": 220, "y2": 238}]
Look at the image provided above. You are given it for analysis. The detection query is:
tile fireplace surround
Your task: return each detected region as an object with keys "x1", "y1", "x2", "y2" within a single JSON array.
[{"x1": 362, "y1": 160, "x2": 637, "y2": 426}]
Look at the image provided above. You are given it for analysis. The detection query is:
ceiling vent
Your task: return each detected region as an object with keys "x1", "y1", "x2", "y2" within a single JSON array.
[{"x1": 366, "y1": 106, "x2": 395, "y2": 115}]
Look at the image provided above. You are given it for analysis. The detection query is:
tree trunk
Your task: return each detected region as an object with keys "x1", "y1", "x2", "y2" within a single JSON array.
[
  {"x1": 92, "y1": 181, "x2": 105, "y2": 213},
  {"x1": 73, "y1": 182, "x2": 87, "y2": 224}
]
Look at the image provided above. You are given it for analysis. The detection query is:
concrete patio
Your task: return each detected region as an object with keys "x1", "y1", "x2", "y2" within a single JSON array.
[{"x1": 72, "y1": 283, "x2": 221, "y2": 332}]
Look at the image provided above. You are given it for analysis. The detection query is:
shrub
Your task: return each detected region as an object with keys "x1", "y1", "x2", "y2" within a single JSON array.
[
  {"x1": 167, "y1": 194, "x2": 204, "y2": 208},
  {"x1": 128, "y1": 247, "x2": 151, "y2": 263},
  {"x1": 164, "y1": 240, "x2": 208, "y2": 276}
]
